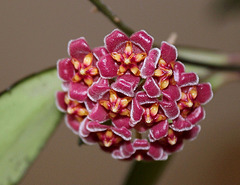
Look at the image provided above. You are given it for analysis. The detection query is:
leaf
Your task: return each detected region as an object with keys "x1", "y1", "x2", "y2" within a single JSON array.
[{"x1": 0, "y1": 68, "x2": 63, "y2": 185}]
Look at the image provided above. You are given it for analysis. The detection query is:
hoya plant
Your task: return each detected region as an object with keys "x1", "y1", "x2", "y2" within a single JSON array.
[{"x1": 1, "y1": 0, "x2": 240, "y2": 185}]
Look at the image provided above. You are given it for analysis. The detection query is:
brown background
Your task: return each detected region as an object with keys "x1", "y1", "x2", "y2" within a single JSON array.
[{"x1": 1, "y1": 0, "x2": 240, "y2": 185}]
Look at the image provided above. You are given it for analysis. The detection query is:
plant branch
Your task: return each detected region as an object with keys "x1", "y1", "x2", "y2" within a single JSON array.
[
  {"x1": 88, "y1": 0, "x2": 240, "y2": 72},
  {"x1": 89, "y1": 0, "x2": 134, "y2": 36}
]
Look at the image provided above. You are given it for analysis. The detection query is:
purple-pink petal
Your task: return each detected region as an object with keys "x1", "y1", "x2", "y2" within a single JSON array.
[
  {"x1": 159, "y1": 97, "x2": 180, "y2": 119},
  {"x1": 87, "y1": 120, "x2": 108, "y2": 132},
  {"x1": 97, "y1": 55, "x2": 118, "y2": 78},
  {"x1": 160, "y1": 41, "x2": 177, "y2": 63},
  {"x1": 87, "y1": 78, "x2": 110, "y2": 102},
  {"x1": 68, "y1": 37, "x2": 91, "y2": 60},
  {"x1": 174, "y1": 62, "x2": 199, "y2": 87},
  {"x1": 104, "y1": 29, "x2": 129, "y2": 53},
  {"x1": 130, "y1": 30, "x2": 153, "y2": 53},
  {"x1": 57, "y1": 58, "x2": 74, "y2": 81},
  {"x1": 133, "y1": 139, "x2": 150, "y2": 150},
  {"x1": 88, "y1": 103, "x2": 108, "y2": 123},
  {"x1": 69, "y1": 82, "x2": 88, "y2": 102},
  {"x1": 93, "y1": 46, "x2": 108, "y2": 60},
  {"x1": 140, "y1": 48, "x2": 161, "y2": 78},
  {"x1": 170, "y1": 116, "x2": 193, "y2": 132},
  {"x1": 65, "y1": 114, "x2": 80, "y2": 134},
  {"x1": 164, "y1": 140, "x2": 184, "y2": 154},
  {"x1": 56, "y1": 91, "x2": 67, "y2": 112},
  {"x1": 130, "y1": 98, "x2": 144, "y2": 125},
  {"x1": 79, "y1": 118, "x2": 91, "y2": 137},
  {"x1": 120, "y1": 142, "x2": 136, "y2": 159},
  {"x1": 136, "y1": 91, "x2": 158, "y2": 105},
  {"x1": 147, "y1": 144, "x2": 168, "y2": 161},
  {"x1": 84, "y1": 98, "x2": 96, "y2": 111},
  {"x1": 143, "y1": 77, "x2": 161, "y2": 98},
  {"x1": 186, "y1": 106, "x2": 205, "y2": 125},
  {"x1": 149, "y1": 120, "x2": 168, "y2": 141},
  {"x1": 182, "y1": 125, "x2": 201, "y2": 140},
  {"x1": 196, "y1": 83, "x2": 213, "y2": 104},
  {"x1": 112, "y1": 127, "x2": 132, "y2": 141},
  {"x1": 111, "y1": 72, "x2": 140, "y2": 97},
  {"x1": 162, "y1": 85, "x2": 181, "y2": 101},
  {"x1": 112, "y1": 116, "x2": 131, "y2": 129}
]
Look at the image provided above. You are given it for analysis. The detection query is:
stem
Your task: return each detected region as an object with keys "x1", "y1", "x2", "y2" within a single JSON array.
[
  {"x1": 89, "y1": 0, "x2": 134, "y2": 36},
  {"x1": 204, "y1": 71, "x2": 240, "y2": 91},
  {"x1": 123, "y1": 157, "x2": 172, "y2": 185},
  {"x1": 177, "y1": 47, "x2": 240, "y2": 72},
  {"x1": 88, "y1": 0, "x2": 240, "y2": 72}
]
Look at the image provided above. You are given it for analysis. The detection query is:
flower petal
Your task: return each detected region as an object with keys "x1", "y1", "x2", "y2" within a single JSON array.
[
  {"x1": 88, "y1": 103, "x2": 108, "y2": 122},
  {"x1": 87, "y1": 120, "x2": 108, "y2": 132},
  {"x1": 57, "y1": 58, "x2": 74, "y2": 81},
  {"x1": 133, "y1": 139, "x2": 150, "y2": 150},
  {"x1": 120, "y1": 142, "x2": 135, "y2": 159},
  {"x1": 160, "y1": 41, "x2": 177, "y2": 63},
  {"x1": 68, "y1": 37, "x2": 91, "y2": 60},
  {"x1": 112, "y1": 116, "x2": 131, "y2": 129},
  {"x1": 149, "y1": 120, "x2": 168, "y2": 141},
  {"x1": 104, "y1": 29, "x2": 129, "y2": 53},
  {"x1": 170, "y1": 115, "x2": 193, "y2": 131},
  {"x1": 79, "y1": 118, "x2": 91, "y2": 137},
  {"x1": 130, "y1": 98, "x2": 144, "y2": 125},
  {"x1": 84, "y1": 98, "x2": 96, "y2": 111},
  {"x1": 88, "y1": 78, "x2": 110, "y2": 102},
  {"x1": 130, "y1": 30, "x2": 153, "y2": 53},
  {"x1": 182, "y1": 125, "x2": 201, "y2": 141},
  {"x1": 159, "y1": 97, "x2": 180, "y2": 119},
  {"x1": 196, "y1": 83, "x2": 213, "y2": 104},
  {"x1": 162, "y1": 85, "x2": 181, "y2": 101},
  {"x1": 65, "y1": 114, "x2": 80, "y2": 134},
  {"x1": 111, "y1": 72, "x2": 140, "y2": 97},
  {"x1": 174, "y1": 62, "x2": 199, "y2": 86},
  {"x1": 143, "y1": 77, "x2": 161, "y2": 98},
  {"x1": 140, "y1": 48, "x2": 161, "y2": 78},
  {"x1": 93, "y1": 46, "x2": 108, "y2": 60},
  {"x1": 112, "y1": 127, "x2": 132, "y2": 141},
  {"x1": 186, "y1": 106, "x2": 205, "y2": 125},
  {"x1": 97, "y1": 55, "x2": 118, "y2": 78},
  {"x1": 56, "y1": 91, "x2": 67, "y2": 112},
  {"x1": 136, "y1": 91, "x2": 158, "y2": 105},
  {"x1": 147, "y1": 143, "x2": 168, "y2": 161},
  {"x1": 69, "y1": 82, "x2": 88, "y2": 102},
  {"x1": 163, "y1": 140, "x2": 184, "y2": 154}
]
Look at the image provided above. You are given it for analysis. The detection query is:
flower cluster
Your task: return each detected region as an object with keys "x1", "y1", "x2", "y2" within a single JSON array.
[{"x1": 56, "y1": 29, "x2": 213, "y2": 161}]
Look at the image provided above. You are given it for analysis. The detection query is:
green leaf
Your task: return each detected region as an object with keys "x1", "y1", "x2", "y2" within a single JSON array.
[{"x1": 0, "y1": 68, "x2": 63, "y2": 185}]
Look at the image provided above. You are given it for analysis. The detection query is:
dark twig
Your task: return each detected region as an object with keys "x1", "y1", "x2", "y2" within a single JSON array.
[{"x1": 89, "y1": 0, "x2": 134, "y2": 36}]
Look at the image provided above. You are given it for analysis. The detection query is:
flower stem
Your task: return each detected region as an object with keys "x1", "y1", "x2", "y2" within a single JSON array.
[
  {"x1": 88, "y1": 0, "x2": 240, "y2": 72},
  {"x1": 88, "y1": 0, "x2": 134, "y2": 36},
  {"x1": 123, "y1": 157, "x2": 172, "y2": 185}
]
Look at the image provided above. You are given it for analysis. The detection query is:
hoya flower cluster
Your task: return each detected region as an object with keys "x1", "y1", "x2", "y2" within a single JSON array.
[{"x1": 56, "y1": 29, "x2": 213, "y2": 161}]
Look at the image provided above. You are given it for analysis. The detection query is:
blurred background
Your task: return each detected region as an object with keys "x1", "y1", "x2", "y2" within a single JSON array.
[{"x1": 1, "y1": 0, "x2": 240, "y2": 184}]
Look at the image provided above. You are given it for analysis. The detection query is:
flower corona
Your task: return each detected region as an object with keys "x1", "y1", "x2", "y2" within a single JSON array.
[{"x1": 56, "y1": 29, "x2": 213, "y2": 161}]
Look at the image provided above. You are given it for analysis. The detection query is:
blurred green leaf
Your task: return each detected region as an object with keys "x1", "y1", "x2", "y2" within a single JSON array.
[{"x1": 0, "y1": 68, "x2": 63, "y2": 185}]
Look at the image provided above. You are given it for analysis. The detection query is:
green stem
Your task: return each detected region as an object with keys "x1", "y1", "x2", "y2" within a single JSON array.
[
  {"x1": 123, "y1": 157, "x2": 172, "y2": 185},
  {"x1": 88, "y1": 0, "x2": 240, "y2": 72},
  {"x1": 204, "y1": 71, "x2": 240, "y2": 91},
  {"x1": 89, "y1": 0, "x2": 134, "y2": 36}
]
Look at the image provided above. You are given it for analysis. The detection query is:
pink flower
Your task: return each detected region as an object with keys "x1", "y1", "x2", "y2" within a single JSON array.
[
  {"x1": 97, "y1": 29, "x2": 153, "y2": 78},
  {"x1": 56, "y1": 30, "x2": 213, "y2": 161}
]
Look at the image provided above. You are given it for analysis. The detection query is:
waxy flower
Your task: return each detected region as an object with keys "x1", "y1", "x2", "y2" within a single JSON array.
[{"x1": 56, "y1": 29, "x2": 213, "y2": 161}]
